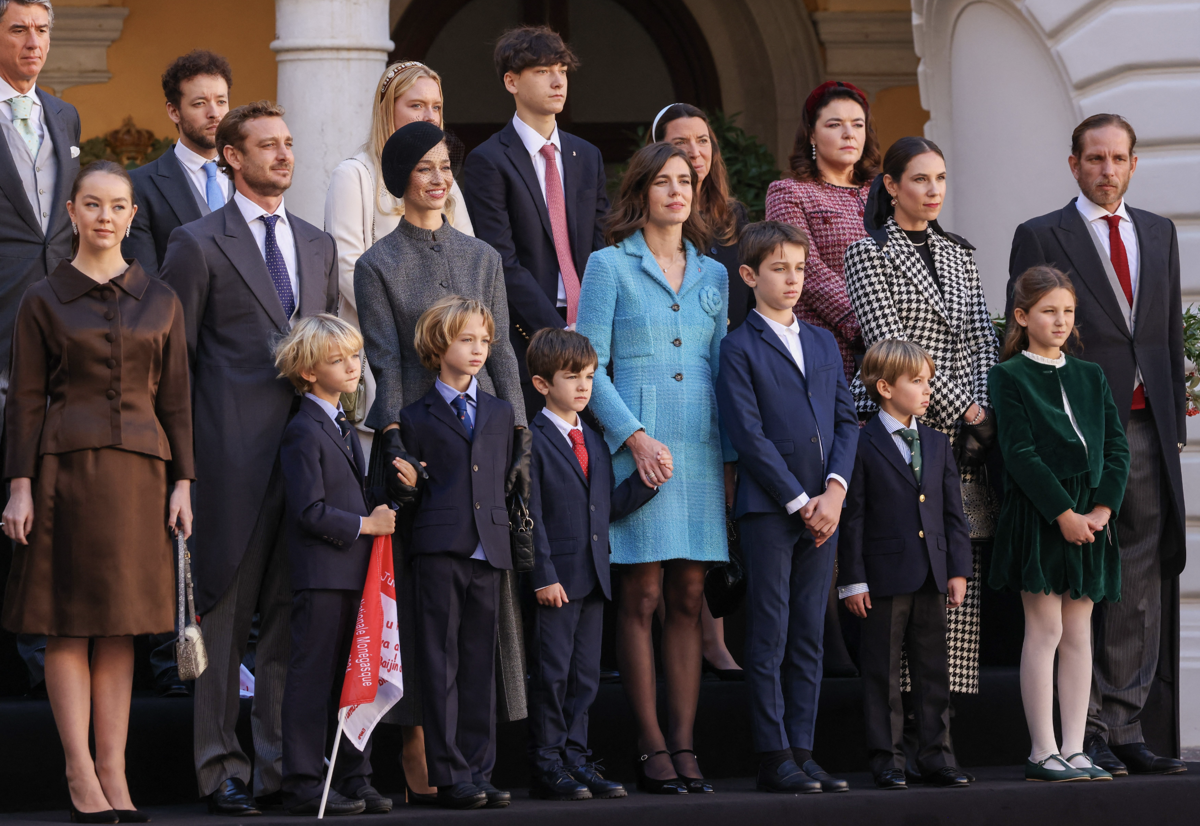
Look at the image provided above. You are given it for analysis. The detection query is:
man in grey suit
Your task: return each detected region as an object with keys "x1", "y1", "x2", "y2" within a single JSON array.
[
  {"x1": 0, "y1": 0, "x2": 79, "y2": 695},
  {"x1": 160, "y1": 101, "x2": 339, "y2": 817},
  {"x1": 124, "y1": 50, "x2": 232, "y2": 277}
]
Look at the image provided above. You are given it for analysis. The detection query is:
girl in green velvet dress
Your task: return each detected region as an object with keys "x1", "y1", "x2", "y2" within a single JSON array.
[{"x1": 988, "y1": 266, "x2": 1129, "y2": 784}]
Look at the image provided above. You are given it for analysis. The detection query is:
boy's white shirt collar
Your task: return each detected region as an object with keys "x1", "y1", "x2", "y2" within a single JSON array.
[
  {"x1": 304, "y1": 392, "x2": 344, "y2": 425},
  {"x1": 539, "y1": 405, "x2": 582, "y2": 446}
]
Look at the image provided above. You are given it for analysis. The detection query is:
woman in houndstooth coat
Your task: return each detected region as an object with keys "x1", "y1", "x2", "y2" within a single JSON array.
[{"x1": 843, "y1": 137, "x2": 1000, "y2": 696}]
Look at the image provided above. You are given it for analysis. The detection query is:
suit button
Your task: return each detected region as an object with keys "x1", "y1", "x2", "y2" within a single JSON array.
[
  {"x1": 440, "y1": 281, "x2": 448, "y2": 288},
  {"x1": 106, "y1": 358, "x2": 116, "y2": 368},
  {"x1": 432, "y1": 244, "x2": 442, "y2": 252},
  {"x1": 592, "y1": 534, "x2": 599, "y2": 541},
  {"x1": 105, "y1": 332, "x2": 114, "y2": 342},
  {"x1": 919, "y1": 494, "x2": 926, "y2": 502},
  {"x1": 473, "y1": 464, "x2": 479, "y2": 472},
  {"x1": 919, "y1": 530, "x2": 925, "y2": 538},
  {"x1": 590, "y1": 505, "x2": 596, "y2": 512},
  {"x1": 674, "y1": 373, "x2": 683, "y2": 381},
  {"x1": 104, "y1": 311, "x2": 114, "y2": 320},
  {"x1": 106, "y1": 389, "x2": 116, "y2": 399},
  {"x1": 671, "y1": 303, "x2": 680, "y2": 312},
  {"x1": 673, "y1": 338, "x2": 681, "y2": 347},
  {"x1": 475, "y1": 502, "x2": 481, "y2": 509},
  {"x1": 810, "y1": 436, "x2": 817, "y2": 443}
]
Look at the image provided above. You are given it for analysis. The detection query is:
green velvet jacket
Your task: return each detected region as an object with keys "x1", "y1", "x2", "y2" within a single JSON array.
[{"x1": 989, "y1": 353, "x2": 1130, "y2": 524}]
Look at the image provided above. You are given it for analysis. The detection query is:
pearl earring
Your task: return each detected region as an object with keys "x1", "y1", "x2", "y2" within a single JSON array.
[
  {"x1": 890, "y1": 197, "x2": 897, "y2": 206},
  {"x1": 126, "y1": 224, "x2": 131, "y2": 238},
  {"x1": 811, "y1": 143, "x2": 816, "y2": 161},
  {"x1": 71, "y1": 222, "x2": 77, "y2": 235}
]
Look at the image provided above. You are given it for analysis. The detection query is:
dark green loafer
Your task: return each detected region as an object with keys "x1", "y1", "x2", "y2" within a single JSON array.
[{"x1": 1064, "y1": 753, "x2": 1112, "y2": 781}]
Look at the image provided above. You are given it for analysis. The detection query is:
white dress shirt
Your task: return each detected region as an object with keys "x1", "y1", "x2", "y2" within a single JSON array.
[
  {"x1": 174, "y1": 139, "x2": 231, "y2": 205},
  {"x1": 304, "y1": 392, "x2": 362, "y2": 537},
  {"x1": 0, "y1": 77, "x2": 45, "y2": 144},
  {"x1": 234, "y1": 190, "x2": 299, "y2": 315},
  {"x1": 540, "y1": 405, "x2": 583, "y2": 448},
  {"x1": 435, "y1": 377, "x2": 487, "y2": 561},
  {"x1": 511, "y1": 113, "x2": 568, "y2": 308},
  {"x1": 1075, "y1": 192, "x2": 1140, "y2": 298}
]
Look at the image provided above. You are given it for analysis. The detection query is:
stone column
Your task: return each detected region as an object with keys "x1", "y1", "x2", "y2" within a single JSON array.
[{"x1": 272, "y1": 0, "x2": 393, "y2": 224}]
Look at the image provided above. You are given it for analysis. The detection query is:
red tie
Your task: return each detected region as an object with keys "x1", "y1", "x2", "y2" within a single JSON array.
[
  {"x1": 1103, "y1": 214, "x2": 1145, "y2": 410},
  {"x1": 539, "y1": 143, "x2": 581, "y2": 325},
  {"x1": 568, "y1": 429, "x2": 589, "y2": 479}
]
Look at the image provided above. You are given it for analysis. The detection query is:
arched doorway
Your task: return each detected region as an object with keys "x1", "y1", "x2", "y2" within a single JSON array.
[{"x1": 391, "y1": 0, "x2": 722, "y2": 162}]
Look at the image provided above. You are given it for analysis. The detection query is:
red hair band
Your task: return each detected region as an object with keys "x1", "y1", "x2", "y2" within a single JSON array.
[{"x1": 804, "y1": 81, "x2": 869, "y2": 123}]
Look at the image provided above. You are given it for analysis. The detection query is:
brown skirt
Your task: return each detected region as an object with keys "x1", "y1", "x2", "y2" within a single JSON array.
[{"x1": 2, "y1": 448, "x2": 174, "y2": 637}]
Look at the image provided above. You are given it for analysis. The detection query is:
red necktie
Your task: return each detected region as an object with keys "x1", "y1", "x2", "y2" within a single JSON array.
[
  {"x1": 568, "y1": 429, "x2": 589, "y2": 479},
  {"x1": 539, "y1": 143, "x2": 581, "y2": 325},
  {"x1": 1103, "y1": 215, "x2": 1145, "y2": 410}
]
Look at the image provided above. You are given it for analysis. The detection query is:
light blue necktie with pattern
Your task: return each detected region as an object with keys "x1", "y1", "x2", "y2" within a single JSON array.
[
  {"x1": 202, "y1": 161, "x2": 224, "y2": 212},
  {"x1": 10, "y1": 95, "x2": 40, "y2": 158}
]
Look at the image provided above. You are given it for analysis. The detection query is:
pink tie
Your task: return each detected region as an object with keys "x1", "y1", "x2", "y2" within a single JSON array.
[{"x1": 539, "y1": 143, "x2": 581, "y2": 325}]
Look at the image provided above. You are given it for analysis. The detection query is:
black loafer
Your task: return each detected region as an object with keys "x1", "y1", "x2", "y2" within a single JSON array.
[
  {"x1": 353, "y1": 785, "x2": 393, "y2": 814},
  {"x1": 568, "y1": 763, "x2": 626, "y2": 799},
  {"x1": 476, "y1": 782, "x2": 511, "y2": 808},
  {"x1": 287, "y1": 790, "x2": 365, "y2": 816},
  {"x1": 530, "y1": 768, "x2": 592, "y2": 801},
  {"x1": 437, "y1": 783, "x2": 488, "y2": 810},
  {"x1": 1084, "y1": 733, "x2": 1129, "y2": 777},
  {"x1": 757, "y1": 759, "x2": 821, "y2": 794},
  {"x1": 802, "y1": 760, "x2": 848, "y2": 792},
  {"x1": 1111, "y1": 742, "x2": 1188, "y2": 775},
  {"x1": 208, "y1": 778, "x2": 262, "y2": 817},
  {"x1": 923, "y1": 766, "x2": 970, "y2": 787},
  {"x1": 874, "y1": 769, "x2": 908, "y2": 790}
]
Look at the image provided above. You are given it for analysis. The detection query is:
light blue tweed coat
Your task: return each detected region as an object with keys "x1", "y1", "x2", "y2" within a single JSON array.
[{"x1": 576, "y1": 230, "x2": 733, "y2": 564}]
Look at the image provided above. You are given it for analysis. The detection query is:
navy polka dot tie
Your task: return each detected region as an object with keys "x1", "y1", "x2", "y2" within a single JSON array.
[{"x1": 258, "y1": 214, "x2": 296, "y2": 319}]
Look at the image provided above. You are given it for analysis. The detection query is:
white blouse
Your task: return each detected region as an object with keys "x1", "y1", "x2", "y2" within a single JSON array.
[{"x1": 1021, "y1": 350, "x2": 1087, "y2": 452}]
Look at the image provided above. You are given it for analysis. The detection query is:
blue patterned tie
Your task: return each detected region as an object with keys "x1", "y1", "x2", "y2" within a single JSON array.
[
  {"x1": 258, "y1": 214, "x2": 296, "y2": 319},
  {"x1": 452, "y1": 394, "x2": 473, "y2": 434},
  {"x1": 203, "y1": 161, "x2": 224, "y2": 212}
]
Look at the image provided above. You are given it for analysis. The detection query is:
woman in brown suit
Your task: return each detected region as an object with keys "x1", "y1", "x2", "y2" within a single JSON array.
[{"x1": 2, "y1": 161, "x2": 194, "y2": 824}]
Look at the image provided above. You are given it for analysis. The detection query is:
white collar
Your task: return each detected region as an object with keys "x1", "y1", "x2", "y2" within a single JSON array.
[
  {"x1": 0, "y1": 77, "x2": 39, "y2": 106},
  {"x1": 234, "y1": 189, "x2": 287, "y2": 224},
  {"x1": 174, "y1": 139, "x2": 220, "y2": 174},
  {"x1": 754, "y1": 308, "x2": 800, "y2": 337},
  {"x1": 512, "y1": 112, "x2": 561, "y2": 157},
  {"x1": 304, "y1": 392, "x2": 344, "y2": 425},
  {"x1": 1021, "y1": 349, "x2": 1067, "y2": 368},
  {"x1": 540, "y1": 406, "x2": 582, "y2": 440},
  {"x1": 1076, "y1": 192, "x2": 1131, "y2": 225},
  {"x1": 877, "y1": 408, "x2": 916, "y2": 435}
]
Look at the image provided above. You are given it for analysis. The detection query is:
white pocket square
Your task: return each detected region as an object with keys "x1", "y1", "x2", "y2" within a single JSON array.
[{"x1": 70, "y1": 146, "x2": 80, "y2": 158}]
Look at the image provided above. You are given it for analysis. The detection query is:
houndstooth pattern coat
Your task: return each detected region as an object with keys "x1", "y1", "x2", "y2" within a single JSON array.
[{"x1": 844, "y1": 216, "x2": 1000, "y2": 694}]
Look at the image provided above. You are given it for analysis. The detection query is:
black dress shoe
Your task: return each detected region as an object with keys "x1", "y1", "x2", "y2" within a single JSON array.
[
  {"x1": 923, "y1": 766, "x2": 970, "y2": 787},
  {"x1": 114, "y1": 811, "x2": 151, "y2": 824},
  {"x1": 287, "y1": 790, "x2": 365, "y2": 816},
  {"x1": 757, "y1": 759, "x2": 821, "y2": 794},
  {"x1": 670, "y1": 749, "x2": 714, "y2": 794},
  {"x1": 1111, "y1": 742, "x2": 1188, "y2": 775},
  {"x1": 476, "y1": 782, "x2": 511, "y2": 808},
  {"x1": 154, "y1": 679, "x2": 189, "y2": 698},
  {"x1": 68, "y1": 801, "x2": 119, "y2": 824},
  {"x1": 353, "y1": 785, "x2": 393, "y2": 814},
  {"x1": 437, "y1": 782, "x2": 488, "y2": 810},
  {"x1": 874, "y1": 769, "x2": 908, "y2": 790},
  {"x1": 802, "y1": 760, "x2": 848, "y2": 792},
  {"x1": 569, "y1": 762, "x2": 627, "y2": 799},
  {"x1": 405, "y1": 785, "x2": 438, "y2": 805},
  {"x1": 702, "y1": 660, "x2": 746, "y2": 681},
  {"x1": 635, "y1": 751, "x2": 688, "y2": 795},
  {"x1": 1084, "y1": 733, "x2": 1128, "y2": 777},
  {"x1": 208, "y1": 778, "x2": 262, "y2": 816},
  {"x1": 531, "y1": 767, "x2": 592, "y2": 801}
]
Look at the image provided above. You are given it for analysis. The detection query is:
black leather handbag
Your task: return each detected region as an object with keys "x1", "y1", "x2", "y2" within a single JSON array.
[
  {"x1": 704, "y1": 508, "x2": 745, "y2": 618},
  {"x1": 508, "y1": 493, "x2": 535, "y2": 573}
]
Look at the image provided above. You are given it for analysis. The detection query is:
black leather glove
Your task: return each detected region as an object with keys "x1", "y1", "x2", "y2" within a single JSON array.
[
  {"x1": 953, "y1": 408, "x2": 997, "y2": 471},
  {"x1": 380, "y1": 427, "x2": 425, "y2": 508},
  {"x1": 505, "y1": 427, "x2": 533, "y2": 502}
]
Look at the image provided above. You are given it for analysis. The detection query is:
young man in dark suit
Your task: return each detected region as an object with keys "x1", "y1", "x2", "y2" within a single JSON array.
[
  {"x1": 1007, "y1": 114, "x2": 1187, "y2": 777},
  {"x1": 124, "y1": 50, "x2": 232, "y2": 277},
  {"x1": 274, "y1": 314, "x2": 398, "y2": 816},
  {"x1": 524, "y1": 328, "x2": 658, "y2": 801},
  {"x1": 716, "y1": 222, "x2": 858, "y2": 795},
  {"x1": 399, "y1": 297, "x2": 517, "y2": 811},
  {"x1": 839, "y1": 340, "x2": 973, "y2": 790},
  {"x1": 160, "y1": 101, "x2": 340, "y2": 816},
  {"x1": 460, "y1": 25, "x2": 609, "y2": 418}
]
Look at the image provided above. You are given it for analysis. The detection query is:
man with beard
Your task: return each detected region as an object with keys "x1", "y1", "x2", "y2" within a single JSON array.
[
  {"x1": 160, "y1": 101, "x2": 339, "y2": 816},
  {"x1": 1007, "y1": 113, "x2": 1187, "y2": 778},
  {"x1": 125, "y1": 50, "x2": 232, "y2": 277}
]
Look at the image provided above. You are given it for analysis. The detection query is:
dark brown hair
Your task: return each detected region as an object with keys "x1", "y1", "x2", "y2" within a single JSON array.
[
  {"x1": 861, "y1": 339, "x2": 936, "y2": 404},
  {"x1": 494, "y1": 25, "x2": 580, "y2": 78},
  {"x1": 161, "y1": 50, "x2": 232, "y2": 109},
  {"x1": 738, "y1": 220, "x2": 809, "y2": 271},
  {"x1": 1002, "y1": 266, "x2": 1080, "y2": 361},
  {"x1": 605, "y1": 143, "x2": 710, "y2": 250},
  {"x1": 69, "y1": 161, "x2": 134, "y2": 255},
  {"x1": 1071, "y1": 113, "x2": 1137, "y2": 158},
  {"x1": 874, "y1": 136, "x2": 945, "y2": 224},
  {"x1": 650, "y1": 104, "x2": 739, "y2": 245},
  {"x1": 216, "y1": 100, "x2": 286, "y2": 177},
  {"x1": 787, "y1": 87, "x2": 879, "y2": 187},
  {"x1": 526, "y1": 328, "x2": 598, "y2": 383}
]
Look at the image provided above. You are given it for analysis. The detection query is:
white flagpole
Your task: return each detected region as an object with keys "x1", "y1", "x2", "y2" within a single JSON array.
[{"x1": 317, "y1": 708, "x2": 348, "y2": 820}]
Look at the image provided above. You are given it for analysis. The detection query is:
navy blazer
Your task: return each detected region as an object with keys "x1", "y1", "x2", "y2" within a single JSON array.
[
  {"x1": 279, "y1": 396, "x2": 382, "y2": 591},
  {"x1": 399, "y1": 384, "x2": 515, "y2": 568},
  {"x1": 716, "y1": 311, "x2": 859, "y2": 518},
  {"x1": 838, "y1": 415, "x2": 973, "y2": 597},
  {"x1": 460, "y1": 120, "x2": 607, "y2": 357},
  {"x1": 125, "y1": 147, "x2": 219, "y2": 277},
  {"x1": 528, "y1": 414, "x2": 658, "y2": 600}
]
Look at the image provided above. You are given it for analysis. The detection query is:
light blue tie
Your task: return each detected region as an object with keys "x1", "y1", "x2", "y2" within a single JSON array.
[
  {"x1": 203, "y1": 161, "x2": 224, "y2": 212},
  {"x1": 9, "y1": 95, "x2": 40, "y2": 158}
]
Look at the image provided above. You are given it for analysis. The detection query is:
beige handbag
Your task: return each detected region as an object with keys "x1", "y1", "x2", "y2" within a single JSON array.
[{"x1": 175, "y1": 531, "x2": 208, "y2": 681}]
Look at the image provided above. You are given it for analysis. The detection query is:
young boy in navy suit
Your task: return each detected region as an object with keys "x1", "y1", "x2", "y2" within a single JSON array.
[
  {"x1": 524, "y1": 328, "x2": 659, "y2": 801},
  {"x1": 274, "y1": 314, "x2": 398, "y2": 816},
  {"x1": 715, "y1": 221, "x2": 859, "y2": 795},
  {"x1": 399, "y1": 296, "x2": 516, "y2": 811},
  {"x1": 839, "y1": 340, "x2": 973, "y2": 790}
]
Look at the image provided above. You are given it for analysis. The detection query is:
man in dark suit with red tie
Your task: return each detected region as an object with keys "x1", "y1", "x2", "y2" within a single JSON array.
[
  {"x1": 1008, "y1": 113, "x2": 1187, "y2": 777},
  {"x1": 461, "y1": 25, "x2": 609, "y2": 418}
]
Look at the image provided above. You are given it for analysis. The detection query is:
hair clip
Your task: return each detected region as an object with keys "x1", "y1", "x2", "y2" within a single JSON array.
[{"x1": 380, "y1": 61, "x2": 427, "y2": 99}]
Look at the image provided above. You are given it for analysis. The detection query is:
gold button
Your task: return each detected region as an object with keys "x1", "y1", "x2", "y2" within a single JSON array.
[
  {"x1": 473, "y1": 464, "x2": 479, "y2": 472},
  {"x1": 919, "y1": 494, "x2": 926, "y2": 502},
  {"x1": 919, "y1": 530, "x2": 925, "y2": 538}
]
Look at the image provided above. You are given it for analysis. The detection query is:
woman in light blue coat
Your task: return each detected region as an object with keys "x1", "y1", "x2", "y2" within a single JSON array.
[{"x1": 577, "y1": 142, "x2": 733, "y2": 795}]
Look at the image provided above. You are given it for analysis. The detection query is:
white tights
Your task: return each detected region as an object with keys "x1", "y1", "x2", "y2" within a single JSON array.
[{"x1": 1020, "y1": 591, "x2": 1094, "y2": 769}]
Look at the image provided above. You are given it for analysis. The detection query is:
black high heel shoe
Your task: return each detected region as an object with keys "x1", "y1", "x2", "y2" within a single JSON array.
[
  {"x1": 113, "y1": 811, "x2": 151, "y2": 823},
  {"x1": 66, "y1": 787, "x2": 118, "y2": 824},
  {"x1": 635, "y1": 751, "x2": 688, "y2": 795},
  {"x1": 670, "y1": 749, "x2": 714, "y2": 794},
  {"x1": 406, "y1": 784, "x2": 438, "y2": 806},
  {"x1": 702, "y1": 659, "x2": 745, "y2": 682}
]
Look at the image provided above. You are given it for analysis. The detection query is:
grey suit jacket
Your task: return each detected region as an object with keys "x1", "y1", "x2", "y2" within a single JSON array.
[
  {"x1": 124, "y1": 146, "x2": 211, "y2": 277},
  {"x1": 160, "y1": 198, "x2": 339, "y2": 613},
  {"x1": 0, "y1": 88, "x2": 79, "y2": 376},
  {"x1": 354, "y1": 216, "x2": 527, "y2": 430}
]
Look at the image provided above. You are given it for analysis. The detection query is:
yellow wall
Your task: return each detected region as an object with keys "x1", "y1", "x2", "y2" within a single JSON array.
[
  {"x1": 804, "y1": 0, "x2": 911, "y2": 10},
  {"x1": 58, "y1": 0, "x2": 277, "y2": 142},
  {"x1": 873, "y1": 85, "x2": 928, "y2": 151}
]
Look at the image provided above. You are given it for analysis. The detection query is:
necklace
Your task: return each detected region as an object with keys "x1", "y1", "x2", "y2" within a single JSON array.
[{"x1": 651, "y1": 246, "x2": 684, "y2": 273}]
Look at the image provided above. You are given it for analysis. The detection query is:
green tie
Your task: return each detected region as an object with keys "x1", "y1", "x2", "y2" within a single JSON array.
[
  {"x1": 9, "y1": 95, "x2": 40, "y2": 159},
  {"x1": 898, "y1": 428, "x2": 922, "y2": 484}
]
